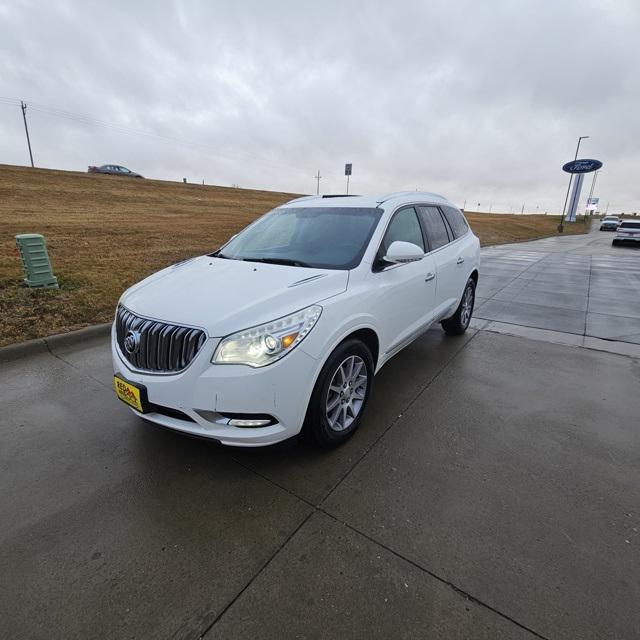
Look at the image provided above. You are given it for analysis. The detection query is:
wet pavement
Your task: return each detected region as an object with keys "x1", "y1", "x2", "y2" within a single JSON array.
[
  {"x1": 475, "y1": 223, "x2": 640, "y2": 343},
  {"x1": 1, "y1": 224, "x2": 639, "y2": 640}
]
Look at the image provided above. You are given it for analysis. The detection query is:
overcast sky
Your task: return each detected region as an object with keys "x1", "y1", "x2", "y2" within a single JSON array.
[{"x1": 1, "y1": 0, "x2": 639, "y2": 212}]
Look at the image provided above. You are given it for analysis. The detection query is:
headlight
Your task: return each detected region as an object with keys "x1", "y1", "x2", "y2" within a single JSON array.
[{"x1": 212, "y1": 305, "x2": 322, "y2": 367}]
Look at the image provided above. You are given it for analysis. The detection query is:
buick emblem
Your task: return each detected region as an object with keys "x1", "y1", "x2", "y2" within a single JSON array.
[{"x1": 124, "y1": 330, "x2": 141, "y2": 354}]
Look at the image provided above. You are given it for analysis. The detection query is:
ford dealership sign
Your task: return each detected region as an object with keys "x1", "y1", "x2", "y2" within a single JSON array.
[{"x1": 562, "y1": 158, "x2": 603, "y2": 174}]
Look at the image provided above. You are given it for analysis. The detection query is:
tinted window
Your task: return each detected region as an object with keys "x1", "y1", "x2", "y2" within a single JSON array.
[
  {"x1": 441, "y1": 206, "x2": 469, "y2": 238},
  {"x1": 381, "y1": 207, "x2": 425, "y2": 253},
  {"x1": 219, "y1": 207, "x2": 382, "y2": 270},
  {"x1": 417, "y1": 206, "x2": 450, "y2": 250},
  {"x1": 620, "y1": 221, "x2": 640, "y2": 228}
]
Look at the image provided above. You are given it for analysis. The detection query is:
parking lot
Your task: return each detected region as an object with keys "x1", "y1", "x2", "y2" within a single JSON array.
[
  {"x1": 474, "y1": 223, "x2": 640, "y2": 345},
  {"x1": 1, "y1": 226, "x2": 639, "y2": 640}
]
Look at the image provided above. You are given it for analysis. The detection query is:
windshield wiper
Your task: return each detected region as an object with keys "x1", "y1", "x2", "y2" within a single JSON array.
[
  {"x1": 242, "y1": 257, "x2": 311, "y2": 268},
  {"x1": 210, "y1": 250, "x2": 236, "y2": 260}
]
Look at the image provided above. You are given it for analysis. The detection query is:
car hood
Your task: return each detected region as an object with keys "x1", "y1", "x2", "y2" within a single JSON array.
[{"x1": 120, "y1": 256, "x2": 348, "y2": 336}]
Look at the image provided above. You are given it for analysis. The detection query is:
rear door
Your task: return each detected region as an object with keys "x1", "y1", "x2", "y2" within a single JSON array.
[
  {"x1": 369, "y1": 206, "x2": 437, "y2": 355},
  {"x1": 416, "y1": 205, "x2": 459, "y2": 317}
]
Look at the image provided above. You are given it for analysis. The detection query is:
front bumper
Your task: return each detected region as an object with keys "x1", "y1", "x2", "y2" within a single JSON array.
[{"x1": 111, "y1": 326, "x2": 320, "y2": 446}]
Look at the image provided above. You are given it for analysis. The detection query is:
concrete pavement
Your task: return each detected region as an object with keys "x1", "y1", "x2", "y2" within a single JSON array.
[
  {"x1": 1, "y1": 226, "x2": 639, "y2": 640},
  {"x1": 475, "y1": 223, "x2": 640, "y2": 344}
]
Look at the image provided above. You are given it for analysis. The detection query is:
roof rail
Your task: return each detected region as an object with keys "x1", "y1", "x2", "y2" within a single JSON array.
[
  {"x1": 376, "y1": 190, "x2": 446, "y2": 204},
  {"x1": 283, "y1": 195, "x2": 321, "y2": 205},
  {"x1": 322, "y1": 194, "x2": 359, "y2": 198}
]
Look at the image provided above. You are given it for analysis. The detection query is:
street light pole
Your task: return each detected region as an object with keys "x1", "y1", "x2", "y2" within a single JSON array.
[{"x1": 559, "y1": 135, "x2": 589, "y2": 232}]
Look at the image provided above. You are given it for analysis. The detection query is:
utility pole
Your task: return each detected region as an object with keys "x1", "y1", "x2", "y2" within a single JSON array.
[
  {"x1": 462, "y1": 199, "x2": 466, "y2": 211},
  {"x1": 20, "y1": 101, "x2": 34, "y2": 167},
  {"x1": 314, "y1": 170, "x2": 322, "y2": 195},
  {"x1": 521, "y1": 203, "x2": 525, "y2": 214}
]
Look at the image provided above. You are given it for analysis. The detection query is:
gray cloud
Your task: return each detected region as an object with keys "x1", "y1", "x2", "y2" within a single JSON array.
[{"x1": 1, "y1": 0, "x2": 639, "y2": 212}]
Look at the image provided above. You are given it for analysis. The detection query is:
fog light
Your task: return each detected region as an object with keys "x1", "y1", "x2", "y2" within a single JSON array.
[{"x1": 228, "y1": 418, "x2": 272, "y2": 428}]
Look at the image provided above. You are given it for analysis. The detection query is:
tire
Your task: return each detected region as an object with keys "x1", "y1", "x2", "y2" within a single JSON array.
[
  {"x1": 304, "y1": 338, "x2": 374, "y2": 448},
  {"x1": 441, "y1": 278, "x2": 476, "y2": 335},
  {"x1": 612, "y1": 240, "x2": 618, "y2": 246}
]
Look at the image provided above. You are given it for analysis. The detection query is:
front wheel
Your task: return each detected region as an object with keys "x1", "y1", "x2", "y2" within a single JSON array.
[
  {"x1": 441, "y1": 278, "x2": 476, "y2": 335},
  {"x1": 304, "y1": 339, "x2": 374, "y2": 448}
]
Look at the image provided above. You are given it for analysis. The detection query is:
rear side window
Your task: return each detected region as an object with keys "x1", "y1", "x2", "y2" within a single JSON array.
[
  {"x1": 381, "y1": 207, "x2": 425, "y2": 253},
  {"x1": 417, "y1": 206, "x2": 450, "y2": 251},
  {"x1": 441, "y1": 206, "x2": 469, "y2": 239}
]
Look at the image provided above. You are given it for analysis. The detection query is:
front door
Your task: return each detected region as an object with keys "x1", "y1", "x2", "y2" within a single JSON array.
[{"x1": 369, "y1": 207, "x2": 437, "y2": 356}]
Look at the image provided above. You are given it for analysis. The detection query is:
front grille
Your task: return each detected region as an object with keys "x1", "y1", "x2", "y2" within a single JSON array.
[{"x1": 116, "y1": 306, "x2": 207, "y2": 373}]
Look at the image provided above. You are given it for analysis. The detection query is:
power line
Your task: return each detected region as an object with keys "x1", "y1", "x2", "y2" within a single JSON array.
[{"x1": 0, "y1": 96, "x2": 340, "y2": 179}]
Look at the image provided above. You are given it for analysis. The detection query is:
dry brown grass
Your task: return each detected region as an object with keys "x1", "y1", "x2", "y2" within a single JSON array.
[
  {"x1": 0, "y1": 164, "x2": 589, "y2": 347},
  {"x1": 464, "y1": 211, "x2": 590, "y2": 246}
]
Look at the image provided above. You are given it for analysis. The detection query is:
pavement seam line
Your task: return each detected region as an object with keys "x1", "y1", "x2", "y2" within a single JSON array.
[
  {"x1": 319, "y1": 331, "x2": 480, "y2": 507},
  {"x1": 196, "y1": 509, "x2": 315, "y2": 640},
  {"x1": 229, "y1": 457, "x2": 317, "y2": 510},
  {"x1": 43, "y1": 340, "x2": 113, "y2": 391},
  {"x1": 318, "y1": 508, "x2": 553, "y2": 640},
  {"x1": 201, "y1": 332, "x2": 479, "y2": 637},
  {"x1": 584, "y1": 254, "x2": 593, "y2": 336},
  {"x1": 479, "y1": 250, "x2": 548, "y2": 306},
  {"x1": 211, "y1": 331, "x2": 550, "y2": 640}
]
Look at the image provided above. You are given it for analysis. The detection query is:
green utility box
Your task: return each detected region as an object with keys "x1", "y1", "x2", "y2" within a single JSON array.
[{"x1": 15, "y1": 233, "x2": 59, "y2": 289}]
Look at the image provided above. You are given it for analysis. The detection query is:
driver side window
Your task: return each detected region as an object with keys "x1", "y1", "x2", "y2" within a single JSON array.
[{"x1": 381, "y1": 207, "x2": 425, "y2": 254}]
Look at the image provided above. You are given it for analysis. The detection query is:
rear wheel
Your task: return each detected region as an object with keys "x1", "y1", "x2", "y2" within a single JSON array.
[
  {"x1": 441, "y1": 278, "x2": 475, "y2": 335},
  {"x1": 304, "y1": 339, "x2": 374, "y2": 448}
]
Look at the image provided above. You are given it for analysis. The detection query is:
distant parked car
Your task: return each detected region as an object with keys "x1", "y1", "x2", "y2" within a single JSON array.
[
  {"x1": 88, "y1": 164, "x2": 143, "y2": 178},
  {"x1": 612, "y1": 220, "x2": 640, "y2": 246},
  {"x1": 600, "y1": 216, "x2": 620, "y2": 231}
]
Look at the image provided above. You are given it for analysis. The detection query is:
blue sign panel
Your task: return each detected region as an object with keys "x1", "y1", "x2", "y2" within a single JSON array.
[{"x1": 562, "y1": 159, "x2": 602, "y2": 174}]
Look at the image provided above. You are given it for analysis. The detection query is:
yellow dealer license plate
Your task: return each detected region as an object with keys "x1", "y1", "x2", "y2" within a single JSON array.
[{"x1": 114, "y1": 376, "x2": 145, "y2": 412}]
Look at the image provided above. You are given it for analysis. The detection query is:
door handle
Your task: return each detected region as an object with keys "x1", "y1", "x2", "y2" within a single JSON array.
[
  {"x1": 456, "y1": 256, "x2": 465, "y2": 264},
  {"x1": 425, "y1": 272, "x2": 435, "y2": 282}
]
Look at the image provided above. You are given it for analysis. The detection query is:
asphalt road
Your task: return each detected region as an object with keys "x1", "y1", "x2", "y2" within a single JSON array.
[{"x1": 1, "y1": 225, "x2": 639, "y2": 640}]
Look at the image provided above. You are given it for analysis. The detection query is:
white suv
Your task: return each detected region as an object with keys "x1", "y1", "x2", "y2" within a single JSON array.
[{"x1": 112, "y1": 191, "x2": 480, "y2": 447}]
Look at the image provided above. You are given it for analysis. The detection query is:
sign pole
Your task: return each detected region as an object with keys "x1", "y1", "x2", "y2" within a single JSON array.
[
  {"x1": 344, "y1": 163, "x2": 352, "y2": 195},
  {"x1": 566, "y1": 173, "x2": 584, "y2": 223},
  {"x1": 559, "y1": 136, "x2": 589, "y2": 232},
  {"x1": 585, "y1": 170, "x2": 599, "y2": 220}
]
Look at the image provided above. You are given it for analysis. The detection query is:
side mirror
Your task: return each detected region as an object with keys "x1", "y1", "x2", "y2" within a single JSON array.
[{"x1": 383, "y1": 241, "x2": 424, "y2": 264}]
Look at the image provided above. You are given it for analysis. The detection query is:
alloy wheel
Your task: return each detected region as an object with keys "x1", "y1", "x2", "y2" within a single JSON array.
[
  {"x1": 460, "y1": 284, "x2": 474, "y2": 327},
  {"x1": 325, "y1": 355, "x2": 368, "y2": 431}
]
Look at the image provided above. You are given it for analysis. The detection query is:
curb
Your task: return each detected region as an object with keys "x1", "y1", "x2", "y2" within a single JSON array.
[{"x1": 0, "y1": 323, "x2": 112, "y2": 363}]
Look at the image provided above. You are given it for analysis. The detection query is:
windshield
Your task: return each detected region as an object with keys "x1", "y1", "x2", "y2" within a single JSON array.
[{"x1": 217, "y1": 207, "x2": 382, "y2": 269}]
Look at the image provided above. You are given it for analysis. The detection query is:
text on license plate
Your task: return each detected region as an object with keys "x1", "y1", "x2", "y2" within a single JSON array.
[{"x1": 114, "y1": 376, "x2": 144, "y2": 412}]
